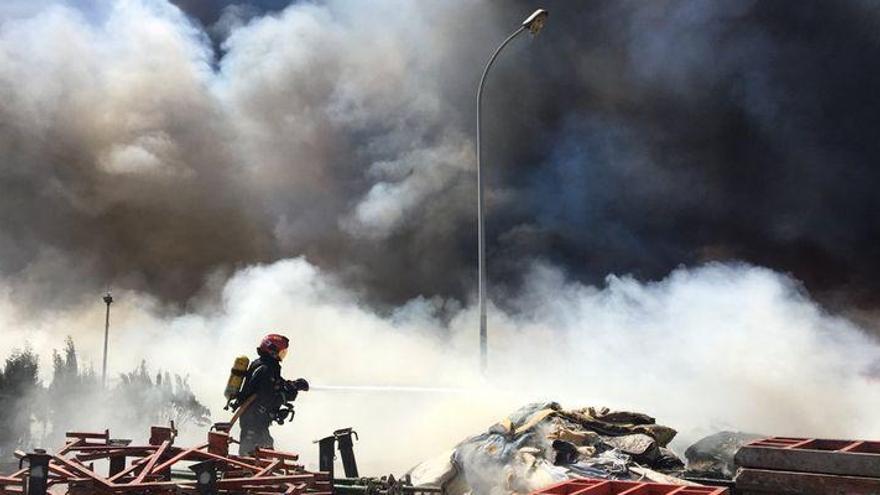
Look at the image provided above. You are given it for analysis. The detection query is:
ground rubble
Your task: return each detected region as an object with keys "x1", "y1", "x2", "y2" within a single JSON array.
[
  {"x1": 683, "y1": 430, "x2": 764, "y2": 480},
  {"x1": 409, "y1": 402, "x2": 695, "y2": 495}
]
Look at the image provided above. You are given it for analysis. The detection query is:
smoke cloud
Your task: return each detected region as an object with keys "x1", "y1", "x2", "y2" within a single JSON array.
[
  {"x1": 1, "y1": 0, "x2": 879, "y2": 318},
  {"x1": 2, "y1": 0, "x2": 880, "y2": 475},
  {"x1": 1, "y1": 259, "x2": 878, "y2": 473}
]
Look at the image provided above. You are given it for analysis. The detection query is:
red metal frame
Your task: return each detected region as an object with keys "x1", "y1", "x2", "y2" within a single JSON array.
[
  {"x1": 746, "y1": 436, "x2": 880, "y2": 454},
  {"x1": 735, "y1": 436, "x2": 880, "y2": 493},
  {"x1": 0, "y1": 425, "x2": 332, "y2": 495},
  {"x1": 531, "y1": 478, "x2": 728, "y2": 495}
]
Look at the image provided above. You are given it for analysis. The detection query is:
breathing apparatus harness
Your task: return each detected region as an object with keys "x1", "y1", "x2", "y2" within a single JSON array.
[{"x1": 224, "y1": 354, "x2": 310, "y2": 425}]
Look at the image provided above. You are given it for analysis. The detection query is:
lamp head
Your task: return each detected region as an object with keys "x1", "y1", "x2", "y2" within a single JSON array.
[{"x1": 522, "y1": 9, "x2": 548, "y2": 35}]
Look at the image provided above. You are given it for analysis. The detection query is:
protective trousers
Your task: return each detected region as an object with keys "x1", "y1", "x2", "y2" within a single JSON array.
[{"x1": 239, "y1": 406, "x2": 274, "y2": 456}]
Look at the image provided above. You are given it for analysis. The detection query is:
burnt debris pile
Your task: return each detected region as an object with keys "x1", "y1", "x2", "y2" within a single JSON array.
[{"x1": 410, "y1": 402, "x2": 697, "y2": 494}]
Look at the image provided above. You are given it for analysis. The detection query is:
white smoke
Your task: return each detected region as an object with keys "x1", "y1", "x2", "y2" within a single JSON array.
[
  {"x1": 213, "y1": 0, "x2": 483, "y2": 244},
  {"x1": 2, "y1": 258, "x2": 878, "y2": 474}
]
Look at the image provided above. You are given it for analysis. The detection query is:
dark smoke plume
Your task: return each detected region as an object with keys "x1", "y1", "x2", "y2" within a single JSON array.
[{"x1": 1, "y1": 0, "x2": 878, "y2": 318}]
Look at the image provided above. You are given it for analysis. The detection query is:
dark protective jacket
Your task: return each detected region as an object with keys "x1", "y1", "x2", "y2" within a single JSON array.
[
  {"x1": 237, "y1": 349, "x2": 309, "y2": 456},
  {"x1": 238, "y1": 350, "x2": 289, "y2": 427}
]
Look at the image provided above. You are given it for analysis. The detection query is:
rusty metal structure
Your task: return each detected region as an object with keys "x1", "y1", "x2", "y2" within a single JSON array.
[
  {"x1": 530, "y1": 479, "x2": 729, "y2": 495},
  {"x1": 734, "y1": 436, "x2": 880, "y2": 494},
  {"x1": 8, "y1": 424, "x2": 878, "y2": 495},
  {"x1": 332, "y1": 476, "x2": 442, "y2": 495},
  {"x1": 0, "y1": 423, "x2": 331, "y2": 495}
]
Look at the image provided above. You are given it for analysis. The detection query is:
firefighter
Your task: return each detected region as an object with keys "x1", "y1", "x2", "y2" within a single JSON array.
[{"x1": 237, "y1": 333, "x2": 310, "y2": 456}]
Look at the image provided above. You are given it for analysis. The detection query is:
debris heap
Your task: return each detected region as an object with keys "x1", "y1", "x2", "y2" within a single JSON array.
[
  {"x1": 410, "y1": 402, "x2": 693, "y2": 495},
  {"x1": 0, "y1": 423, "x2": 331, "y2": 495}
]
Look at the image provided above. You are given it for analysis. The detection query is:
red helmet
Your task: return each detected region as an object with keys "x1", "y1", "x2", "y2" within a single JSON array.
[{"x1": 259, "y1": 334, "x2": 290, "y2": 359}]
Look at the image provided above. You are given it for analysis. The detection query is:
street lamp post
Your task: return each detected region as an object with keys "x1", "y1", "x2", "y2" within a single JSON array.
[
  {"x1": 101, "y1": 291, "x2": 113, "y2": 387},
  {"x1": 477, "y1": 9, "x2": 548, "y2": 373}
]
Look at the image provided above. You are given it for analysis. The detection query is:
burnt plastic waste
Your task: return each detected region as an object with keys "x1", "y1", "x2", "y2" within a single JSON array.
[{"x1": 551, "y1": 440, "x2": 579, "y2": 466}]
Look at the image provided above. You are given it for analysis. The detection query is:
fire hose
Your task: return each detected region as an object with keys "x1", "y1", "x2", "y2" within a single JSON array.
[{"x1": 308, "y1": 384, "x2": 469, "y2": 394}]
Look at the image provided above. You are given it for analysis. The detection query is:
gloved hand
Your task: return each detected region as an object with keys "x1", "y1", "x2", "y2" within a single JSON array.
[
  {"x1": 290, "y1": 378, "x2": 310, "y2": 392},
  {"x1": 274, "y1": 405, "x2": 295, "y2": 425}
]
